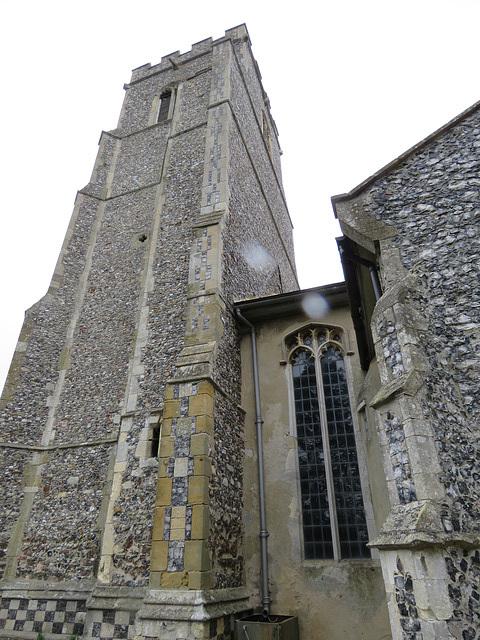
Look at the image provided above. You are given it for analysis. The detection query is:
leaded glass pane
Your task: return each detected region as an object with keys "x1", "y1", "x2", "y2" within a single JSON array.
[
  {"x1": 292, "y1": 351, "x2": 333, "y2": 559},
  {"x1": 321, "y1": 347, "x2": 370, "y2": 558}
]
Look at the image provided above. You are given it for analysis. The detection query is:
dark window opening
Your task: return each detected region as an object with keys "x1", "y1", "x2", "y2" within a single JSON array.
[
  {"x1": 289, "y1": 327, "x2": 370, "y2": 560},
  {"x1": 151, "y1": 424, "x2": 160, "y2": 457},
  {"x1": 157, "y1": 91, "x2": 172, "y2": 123}
]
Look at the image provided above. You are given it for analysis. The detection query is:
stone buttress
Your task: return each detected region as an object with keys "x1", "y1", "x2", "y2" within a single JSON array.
[{"x1": 0, "y1": 25, "x2": 297, "y2": 640}]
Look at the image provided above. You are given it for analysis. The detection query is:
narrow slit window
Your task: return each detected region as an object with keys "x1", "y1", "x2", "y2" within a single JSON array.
[
  {"x1": 151, "y1": 424, "x2": 160, "y2": 457},
  {"x1": 158, "y1": 91, "x2": 172, "y2": 123}
]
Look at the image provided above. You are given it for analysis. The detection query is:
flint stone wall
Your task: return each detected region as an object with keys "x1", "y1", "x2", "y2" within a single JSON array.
[
  {"x1": 0, "y1": 50, "x2": 211, "y2": 584},
  {"x1": 352, "y1": 106, "x2": 480, "y2": 640},
  {"x1": 362, "y1": 109, "x2": 480, "y2": 532}
]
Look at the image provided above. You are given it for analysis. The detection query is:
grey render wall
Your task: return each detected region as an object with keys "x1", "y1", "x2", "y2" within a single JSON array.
[{"x1": 238, "y1": 300, "x2": 391, "y2": 640}]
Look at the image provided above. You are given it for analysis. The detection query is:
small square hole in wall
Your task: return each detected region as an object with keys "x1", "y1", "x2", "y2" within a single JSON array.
[{"x1": 132, "y1": 232, "x2": 148, "y2": 247}]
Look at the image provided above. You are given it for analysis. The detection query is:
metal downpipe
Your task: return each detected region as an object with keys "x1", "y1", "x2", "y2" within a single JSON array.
[
  {"x1": 235, "y1": 309, "x2": 271, "y2": 617},
  {"x1": 368, "y1": 265, "x2": 382, "y2": 302}
]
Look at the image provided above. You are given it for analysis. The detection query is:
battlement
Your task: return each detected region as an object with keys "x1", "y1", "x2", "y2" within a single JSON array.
[{"x1": 129, "y1": 24, "x2": 250, "y2": 83}]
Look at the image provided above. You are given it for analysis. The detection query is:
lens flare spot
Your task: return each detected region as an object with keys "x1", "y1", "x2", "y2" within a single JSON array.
[{"x1": 301, "y1": 293, "x2": 329, "y2": 319}]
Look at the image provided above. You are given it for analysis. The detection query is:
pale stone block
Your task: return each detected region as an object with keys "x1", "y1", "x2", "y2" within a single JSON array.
[
  {"x1": 191, "y1": 505, "x2": 209, "y2": 540},
  {"x1": 135, "y1": 441, "x2": 149, "y2": 458},
  {"x1": 98, "y1": 554, "x2": 112, "y2": 582},
  {"x1": 170, "y1": 514, "x2": 186, "y2": 528},
  {"x1": 188, "y1": 570, "x2": 214, "y2": 590},
  {"x1": 120, "y1": 417, "x2": 132, "y2": 432},
  {"x1": 171, "y1": 506, "x2": 186, "y2": 518},
  {"x1": 189, "y1": 393, "x2": 214, "y2": 417},
  {"x1": 188, "y1": 475, "x2": 209, "y2": 505},
  {"x1": 163, "y1": 401, "x2": 181, "y2": 419},
  {"x1": 109, "y1": 475, "x2": 122, "y2": 502},
  {"x1": 179, "y1": 383, "x2": 192, "y2": 397},
  {"x1": 184, "y1": 540, "x2": 210, "y2": 571},
  {"x1": 160, "y1": 571, "x2": 188, "y2": 588},
  {"x1": 159, "y1": 437, "x2": 175, "y2": 457},
  {"x1": 193, "y1": 455, "x2": 212, "y2": 477},
  {"x1": 403, "y1": 417, "x2": 434, "y2": 439},
  {"x1": 132, "y1": 364, "x2": 145, "y2": 375},
  {"x1": 126, "y1": 393, "x2": 137, "y2": 413},
  {"x1": 197, "y1": 380, "x2": 215, "y2": 396},
  {"x1": 421, "y1": 621, "x2": 452, "y2": 640},
  {"x1": 190, "y1": 433, "x2": 211, "y2": 456},
  {"x1": 150, "y1": 541, "x2": 169, "y2": 572},
  {"x1": 170, "y1": 526, "x2": 186, "y2": 541},
  {"x1": 155, "y1": 477, "x2": 173, "y2": 506},
  {"x1": 174, "y1": 457, "x2": 189, "y2": 477},
  {"x1": 116, "y1": 441, "x2": 128, "y2": 462},
  {"x1": 406, "y1": 435, "x2": 440, "y2": 472},
  {"x1": 195, "y1": 414, "x2": 214, "y2": 435},
  {"x1": 149, "y1": 572, "x2": 161, "y2": 588},
  {"x1": 152, "y1": 508, "x2": 166, "y2": 541}
]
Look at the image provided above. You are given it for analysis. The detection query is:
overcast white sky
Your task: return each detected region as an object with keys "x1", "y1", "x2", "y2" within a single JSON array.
[{"x1": 1, "y1": 0, "x2": 480, "y2": 391}]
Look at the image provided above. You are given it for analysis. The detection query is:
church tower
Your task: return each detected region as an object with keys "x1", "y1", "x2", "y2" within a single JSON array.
[{"x1": 0, "y1": 25, "x2": 297, "y2": 639}]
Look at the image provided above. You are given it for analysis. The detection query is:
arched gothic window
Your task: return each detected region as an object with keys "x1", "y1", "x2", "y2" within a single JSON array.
[{"x1": 286, "y1": 326, "x2": 370, "y2": 560}]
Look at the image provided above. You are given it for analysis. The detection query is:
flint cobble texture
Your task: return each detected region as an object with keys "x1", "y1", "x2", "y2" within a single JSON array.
[
  {"x1": 364, "y1": 110, "x2": 480, "y2": 533},
  {"x1": 209, "y1": 392, "x2": 244, "y2": 589},
  {"x1": 356, "y1": 107, "x2": 480, "y2": 639},
  {"x1": 17, "y1": 444, "x2": 111, "y2": 580}
]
